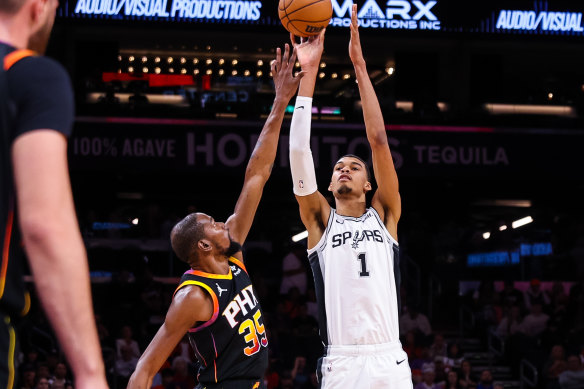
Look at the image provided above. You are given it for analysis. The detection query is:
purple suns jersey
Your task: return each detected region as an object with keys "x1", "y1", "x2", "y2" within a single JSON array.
[
  {"x1": 307, "y1": 207, "x2": 402, "y2": 346},
  {"x1": 174, "y1": 257, "x2": 268, "y2": 385}
]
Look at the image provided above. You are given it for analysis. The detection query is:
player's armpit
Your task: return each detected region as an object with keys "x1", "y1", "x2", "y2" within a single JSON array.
[{"x1": 295, "y1": 192, "x2": 330, "y2": 249}]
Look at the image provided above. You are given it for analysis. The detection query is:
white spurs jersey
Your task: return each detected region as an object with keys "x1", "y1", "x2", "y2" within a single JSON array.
[{"x1": 307, "y1": 207, "x2": 401, "y2": 346}]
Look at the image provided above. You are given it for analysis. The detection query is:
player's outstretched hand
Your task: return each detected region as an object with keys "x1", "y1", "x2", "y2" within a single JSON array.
[
  {"x1": 290, "y1": 29, "x2": 325, "y2": 74},
  {"x1": 271, "y1": 43, "x2": 304, "y2": 102},
  {"x1": 349, "y1": 4, "x2": 365, "y2": 67}
]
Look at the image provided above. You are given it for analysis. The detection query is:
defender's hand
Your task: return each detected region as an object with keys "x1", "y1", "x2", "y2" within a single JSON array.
[
  {"x1": 271, "y1": 44, "x2": 304, "y2": 102},
  {"x1": 289, "y1": 29, "x2": 325, "y2": 73},
  {"x1": 349, "y1": 4, "x2": 365, "y2": 67}
]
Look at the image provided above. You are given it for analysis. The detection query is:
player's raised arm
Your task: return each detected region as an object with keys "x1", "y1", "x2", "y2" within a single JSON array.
[
  {"x1": 289, "y1": 30, "x2": 332, "y2": 249},
  {"x1": 349, "y1": 4, "x2": 401, "y2": 236},
  {"x1": 127, "y1": 285, "x2": 213, "y2": 389},
  {"x1": 226, "y1": 44, "x2": 303, "y2": 246}
]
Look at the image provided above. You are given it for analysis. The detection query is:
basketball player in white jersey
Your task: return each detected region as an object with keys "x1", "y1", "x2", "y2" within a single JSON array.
[{"x1": 287, "y1": 5, "x2": 413, "y2": 389}]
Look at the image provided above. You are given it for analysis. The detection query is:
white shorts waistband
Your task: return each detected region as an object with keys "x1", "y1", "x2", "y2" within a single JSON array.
[{"x1": 326, "y1": 340, "x2": 403, "y2": 356}]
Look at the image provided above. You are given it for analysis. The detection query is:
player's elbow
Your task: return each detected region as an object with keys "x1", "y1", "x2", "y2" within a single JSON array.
[
  {"x1": 19, "y1": 215, "x2": 63, "y2": 249},
  {"x1": 368, "y1": 132, "x2": 389, "y2": 148}
]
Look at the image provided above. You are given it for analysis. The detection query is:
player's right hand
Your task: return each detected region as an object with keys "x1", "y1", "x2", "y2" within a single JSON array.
[{"x1": 289, "y1": 29, "x2": 325, "y2": 74}]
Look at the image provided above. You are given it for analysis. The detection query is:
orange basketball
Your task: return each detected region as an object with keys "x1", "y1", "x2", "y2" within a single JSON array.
[{"x1": 278, "y1": 0, "x2": 333, "y2": 37}]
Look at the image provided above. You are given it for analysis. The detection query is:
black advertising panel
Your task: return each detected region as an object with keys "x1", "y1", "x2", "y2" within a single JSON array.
[{"x1": 68, "y1": 118, "x2": 584, "y2": 180}]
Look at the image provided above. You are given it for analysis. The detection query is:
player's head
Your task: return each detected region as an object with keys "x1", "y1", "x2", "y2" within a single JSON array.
[
  {"x1": 170, "y1": 212, "x2": 241, "y2": 265},
  {"x1": 328, "y1": 154, "x2": 371, "y2": 199},
  {"x1": 0, "y1": 0, "x2": 59, "y2": 53}
]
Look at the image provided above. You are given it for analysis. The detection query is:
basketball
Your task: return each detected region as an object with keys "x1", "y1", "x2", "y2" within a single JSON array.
[{"x1": 278, "y1": 0, "x2": 333, "y2": 37}]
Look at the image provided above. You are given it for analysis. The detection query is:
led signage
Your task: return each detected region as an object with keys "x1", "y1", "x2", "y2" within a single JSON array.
[
  {"x1": 496, "y1": 10, "x2": 583, "y2": 32},
  {"x1": 60, "y1": 0, "x2": 584, "y2": 38},
  {"x1": 329, "y1": 0, "x2": 440, "y2": 30},
  {"x1": 73, "y1": 0, "x2": 262, "y2": 20}
]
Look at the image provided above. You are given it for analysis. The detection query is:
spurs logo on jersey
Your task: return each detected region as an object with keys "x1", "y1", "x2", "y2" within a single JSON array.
[
  {"x1": 308, "y1": 208, "x2": 402, "y2": 346},
  {"x1": 331, "y1": 229, "x2": 384, "y2": 249}
]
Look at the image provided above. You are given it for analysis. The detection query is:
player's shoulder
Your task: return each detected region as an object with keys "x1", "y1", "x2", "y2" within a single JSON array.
[
  {"x1": 174, "y1": 282, "x2": 212, "y2": 306},
  {"x1": 8, "y1": 55, "x2": 71, "y2": 85}
]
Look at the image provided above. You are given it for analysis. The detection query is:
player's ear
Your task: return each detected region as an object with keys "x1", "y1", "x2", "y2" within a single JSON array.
[
  {"x1": 364, "y1": 181, "x2": 372, "y2": 192},
  {"x1": 328, "y1": 181, "x2": 333, "y2": 192},
  {"x1": 198, "y1": 239, "x2": 212, "y2": 253},
  {"x1": 29, "y1": 0, "x2": 47, "y2": 26}
]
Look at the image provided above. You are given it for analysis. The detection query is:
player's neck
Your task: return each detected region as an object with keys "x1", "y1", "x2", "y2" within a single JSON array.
[
  {"x1": 191, "y1": 254, "x2": 231, "y2": 275},
  {"x1": 0, "y1": 17, "x2": 29, "y2": 49},
  {"x1": 334, "y1": 198, "x2": 367, "y2": 217}
]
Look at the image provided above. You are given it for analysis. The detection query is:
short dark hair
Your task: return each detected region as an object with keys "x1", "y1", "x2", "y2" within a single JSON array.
[
  {"x1": 335, "y1": 154, "x2": 371, "y2": 181},
  {"x1": 170, "y1": 213, "x2": 206, "y2": 263},
  {"x1": 0, "y1": 0, "x2": 26, "y2": 14}
]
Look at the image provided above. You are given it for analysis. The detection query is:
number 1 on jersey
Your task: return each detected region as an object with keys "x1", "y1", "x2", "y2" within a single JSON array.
[{"x1": 357, "y1": 253, "x2": 370, "y2": 277}]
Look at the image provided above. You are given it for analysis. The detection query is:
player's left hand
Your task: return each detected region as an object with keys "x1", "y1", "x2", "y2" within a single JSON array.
[
  {"x1": 349, "y1": 4, "x2": 365, "y2": 67},
  {"x1": 271, "y1": 44, "x2": 304, "y2": 102}
]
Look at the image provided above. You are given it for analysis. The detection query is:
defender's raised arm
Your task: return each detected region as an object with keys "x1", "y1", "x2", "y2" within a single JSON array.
[{"x1": 226, "y1": 44, "x2": 303, "y2": 246}]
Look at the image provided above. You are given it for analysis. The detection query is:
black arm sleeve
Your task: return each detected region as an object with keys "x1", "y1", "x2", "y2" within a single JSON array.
[{"x1": 8, "y1": 56, "x2": 74, "y2": 140}]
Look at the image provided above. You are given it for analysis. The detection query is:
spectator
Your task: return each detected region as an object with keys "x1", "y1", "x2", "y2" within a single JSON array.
[
  {"x1": 171, "y1": 355, "x2": 196, "y2": 389},
  {"x1": 152, "y1": 368, "x2": 174, "y2": 389},
  {"x1": 521, "y1": 302, "x2": 550, "y2": 338},
  {"x1": 476, "y1": 369, "x2": 493, "y2": 389},
  {"x1": 543, "y1": 344, "x2": 567, "y2": 389},
  {"x1": 34, "y1": 377, "x2": 50, "y2": 389},
  {"x1": 414, "y1": 363, "x2": 440, "y2": 389},
  {"x1": 493, "y1": 383, "x2": 504, "y2": 389},
  {"x1": 428, "y1": 333, "x2": 448, "y2": 359},
  {"x1": 114, "y1": 344, "x2": 139, "y2": 387},
  {"x1": 19, "y1": 364, "x2": 36, "y2": 389},
  {"x1": 282, "y1": 286, "x2": 303, "y2": 320},
  {"x1": 524, "y1": 278, "x2": 550, "y2": 310},
  {"x1": 400, "y1": 306, "x2": 433, "y2": 337},
  {"x1": 279, "y1": 244, "x2": 308, "y2": 295},
  {"x1": 550, "y1": 282, "x2": 569, "y2": 310},
  {"x1": 291, "y1": 356, "x2": 310, "y2": 388},
  {"x1": 305, "y1": 288, "x2": 318, "y2": 321},
  {"x1": 35, "y1": 364, "x2": 50, "y2": 381},
  {"x1": 444, "y1": 342, "x2": 464, "y2": 369},
  {"x1": 445, "y1": 370, "x2": 461, "y2": 389},
  {"x1": 301, "y1": 372, "x2": 319, "y2": 389},
  {"x1": 496, "y1": 305, "x2": 524, "y2": 337},
  {"x1": 22, "y1": 349, "x2": 40, "y2": 371},
  {"x1": 48, "y1": 362, "x2": 72, "y2": 389},
  {"x1": 116, "y1": 325, "x2": 140, "y2": 360},
  {"x1": 278, "y1": 370, "x2": 294, "y2": 389},
  {"x1": 559, "y1": 355, "x2": 584, "y2": 389},
  {"x1": 433, "y1": 356, "x2": 448, "y2": 385},
  {"x1": 265, "y1": 358, "x2": 281, "y2": 389},
  {"x1": 499, "y1": 280, "x2": 523, "y2": 310},
  {"x1": 459, "y1": 360, "x2": 478, "y2": 389},
  {"x1": 403, "y1": 330, "x2": 425, "y2": 361}
]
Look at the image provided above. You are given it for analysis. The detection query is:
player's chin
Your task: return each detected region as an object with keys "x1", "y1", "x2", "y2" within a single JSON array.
[{"x1": 336, "y1": 184, "x2": 353, "y2": 195}]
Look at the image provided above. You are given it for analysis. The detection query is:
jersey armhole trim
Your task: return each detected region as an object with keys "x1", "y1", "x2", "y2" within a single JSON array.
[
  {"x1": 369, "y1": 207, "x2": 399, "y2": 246},
  {"x1": 173, "y1": 281, "x2": 220, "y2": 332},
  {"x1": 307, "y1": 207, "x2": 334, "y2": 255},
  {"x1": 228, "y1": 257, "x2": 247, "y2": 274},
  {"x1": 3, "y1": 50, "x2": 35, "y2": 71}
]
